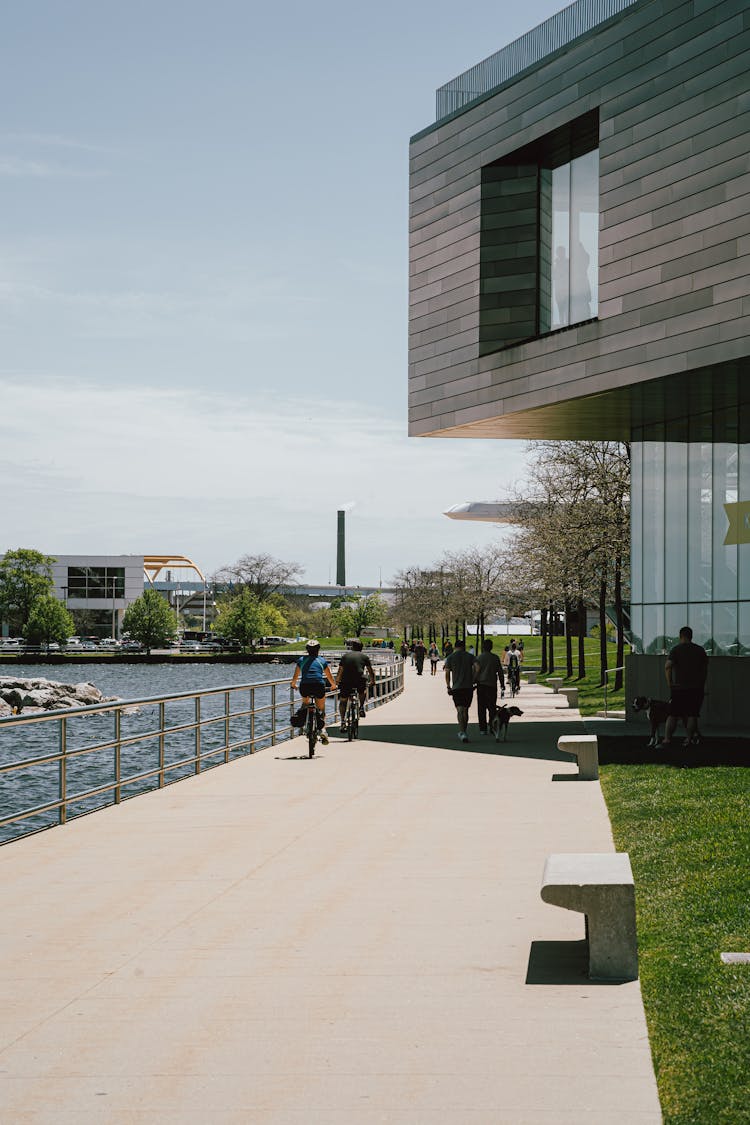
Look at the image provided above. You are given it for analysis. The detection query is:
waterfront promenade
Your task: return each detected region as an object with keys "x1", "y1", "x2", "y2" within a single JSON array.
[{"x1": 0, "y1": 667, "x2": 661, "y2": 1123}]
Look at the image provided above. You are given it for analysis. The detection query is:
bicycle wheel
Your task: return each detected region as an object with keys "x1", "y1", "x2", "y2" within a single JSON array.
[
  {"x1": 348, "y1": 698, "x2": 358, "y2": 741},
  {"x1": 307, "y1": 709, "x2": 317, "y2": 757}
]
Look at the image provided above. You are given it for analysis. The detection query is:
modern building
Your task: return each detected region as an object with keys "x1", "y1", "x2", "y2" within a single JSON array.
[
  {"x1": 409, "y1": 0, "x2": 750, "y2": 725},
  {"x1": 50, "y1": 555, "x2": 146, "y2": 638}
]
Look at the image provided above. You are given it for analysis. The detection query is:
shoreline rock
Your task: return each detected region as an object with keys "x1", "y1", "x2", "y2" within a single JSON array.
[{"x1": 0, "y1": 677, "x2": 117, "y2": 716}]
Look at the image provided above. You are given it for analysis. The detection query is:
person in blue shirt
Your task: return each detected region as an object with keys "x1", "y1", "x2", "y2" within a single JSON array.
[{"x1": 290, "y1": 639, "x2": 336, "y2": 744}]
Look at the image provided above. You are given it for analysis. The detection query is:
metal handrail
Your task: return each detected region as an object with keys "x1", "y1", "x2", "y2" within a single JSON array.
[
  {"x1": 603, "y1": 665, "x2": 625, "y2": 717},
  {"x1": 0, "y1": 658, "x2": 405, "y2": 844}
]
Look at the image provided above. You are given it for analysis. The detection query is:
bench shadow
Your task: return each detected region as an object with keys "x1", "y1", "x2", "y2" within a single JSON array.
[
  {"x1": 362, "y1": 720, "x2": 582, "y2": 762},
  {"x1": 526, "y1": 940, "x2": 625, "y2": 986},
  {"x1": 595, "y1": 734, "x2": 750, "y2": 768}
]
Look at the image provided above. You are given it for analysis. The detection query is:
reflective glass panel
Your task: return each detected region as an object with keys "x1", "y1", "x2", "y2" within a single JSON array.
[
  {"x1": 687, "y1": 436, "x2": 712, "y2": 602},
  {"x1": 630, "y1": 442, "x2": 643, "y2": 603},
  {"x1": 641, "y1": 605, "x2": 665, "y2": 655},
  {"x1": 664, "y1": 442, "x2": 688, "y2": 601},
  {"x1": 713, "y1": 442, "x2": 738, "y2": 601},
  {"x1": 641, "y1": 441, "x2": 665, "y2": 604},
  {"x1": 739, "y1": 438, "x2": 750, "y2": 599},
  {"x1": 712, "y1": 601, "x2": 738, "y2": 656},
  {"x1": 550, "y1": 164, "x2": 570, "y2": 328},
  {"x1": 570, "y1": 149, "x2": 598, "y2": 323}
]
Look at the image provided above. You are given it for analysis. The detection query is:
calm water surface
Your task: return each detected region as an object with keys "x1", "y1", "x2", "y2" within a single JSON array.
[{"x1": 0, "y1": 662, "x2": 312, "y2": 845}]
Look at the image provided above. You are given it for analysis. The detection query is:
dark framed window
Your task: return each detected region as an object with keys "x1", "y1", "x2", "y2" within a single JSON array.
[
  {"x1": 479, "y1": 110, "x2": 599, "y2": 354},
  {"x1": 66, "y1": 566, "x2": 125, "y2": 599}
]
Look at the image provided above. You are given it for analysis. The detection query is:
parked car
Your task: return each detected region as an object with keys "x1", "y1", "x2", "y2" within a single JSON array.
[
  {"x1": 179, "y1": 641, "x2": 202, "y2": 652},
  {"x1": 121, "y1": 640, "x2": 143, "y2": 652},
  {"x1": 200, "y1": 641, "x2": 222, "y2": 652}
]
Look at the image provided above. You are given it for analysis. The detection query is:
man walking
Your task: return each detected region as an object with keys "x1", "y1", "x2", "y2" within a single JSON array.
[
  {"x1": 473, "y1": 637, "x2": 504, "y2": 736},
  {"x1": 663, "y1": 625, "x2": 709, "y2": 748},
  {"x1": 444, "y1": 638, "x2": 476, "y2": 743}
]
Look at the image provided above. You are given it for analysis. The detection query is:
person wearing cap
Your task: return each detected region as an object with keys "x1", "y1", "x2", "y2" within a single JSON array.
[{"x1": 290, "y1": 640, "x2": 336, "y2": 744}]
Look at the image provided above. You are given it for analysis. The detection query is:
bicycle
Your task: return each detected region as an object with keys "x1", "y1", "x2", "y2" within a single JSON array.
[
  {"x1": 343, "y1": 691, "x2": 360, "y2": 741},
  {"x1": 299, "y1": 698, "x2": 320, "y2": 757},
  {"x1": 506, "y1": 660, "x2": 521, "y2": 698}
]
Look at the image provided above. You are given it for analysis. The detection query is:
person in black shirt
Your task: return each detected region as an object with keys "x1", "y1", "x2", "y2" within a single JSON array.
[
  {"x1": 336, "y1": 640, "x2": 375, "y2": 730},
  {"x1": 663, "y1": 626, "x2": 709, "y2": 747}
]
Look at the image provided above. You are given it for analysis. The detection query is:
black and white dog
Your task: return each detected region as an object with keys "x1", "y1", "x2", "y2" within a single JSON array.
[
  {"x1": 492, "y1": 705, "x2": 523, "y2": 742},
  {"x1": 632, "y1": 696, "x2": 671, "y2": 747}
]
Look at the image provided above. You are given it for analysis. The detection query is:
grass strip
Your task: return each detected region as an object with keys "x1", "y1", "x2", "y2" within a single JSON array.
[{"x1": 600, "y1": 757, "x2": 750, "y2": 1123}]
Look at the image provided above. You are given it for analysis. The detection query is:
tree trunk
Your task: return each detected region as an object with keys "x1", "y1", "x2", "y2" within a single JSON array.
[
  {"x1": 577, "y1": 595, "x2": 586, "y2": 680},
  {"x1": 614, "y1": 554, "x2": 624, "y2": 691},
  {"x1": 565, "y1": 599, "x2": 573, "y2": 678},
  {"x1": 598, "y1": 572, "x2": 608, "y2": 687},
  {"x1": 475, "y1": 615, "x2": 480, "y2": 648},
  {"x1": 540, "y1": 607, "x2": 548, "y2": 674},
  {"x1": 547, "y1": 602, "x2": 555, "y2": 673}
]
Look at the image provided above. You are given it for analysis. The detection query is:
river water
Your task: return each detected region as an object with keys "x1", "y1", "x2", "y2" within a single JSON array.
[{"x1": 0, "y1": 662, "x2": 302, "y2": 845}]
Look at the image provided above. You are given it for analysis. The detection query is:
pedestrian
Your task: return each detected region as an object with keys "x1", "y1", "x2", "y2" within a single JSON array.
[
  {"x1": 414, "y1": 637, "x2": 426, "y2": 675},
  {"x1": 662, "y1": 626, "x2": 709, "y2": 749},
  {"x1": 428, "y1": 640, "x2": 440, "y2": 675},
  {"x1": 473, "y1": 637, "x2": 504, "y2": 735},
  {"x1": 409, "y1": 640, "x2": 415, "y2": 666},
  {"x1": 444, "y1": 638, "x2": 476, "y2": 742},
  {"x1": 400, "y1": 640, "x2": 409, "y2": 661},
  {"x1": 443, "y1": 639, "x2": 453, "y2": 659}
]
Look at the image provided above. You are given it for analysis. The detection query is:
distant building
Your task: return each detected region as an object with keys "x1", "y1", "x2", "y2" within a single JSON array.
[{"x1": 51, "y1": 555, "x2": 145, "y2": 637}]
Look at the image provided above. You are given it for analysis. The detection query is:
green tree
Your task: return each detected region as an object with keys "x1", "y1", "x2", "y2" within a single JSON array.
[
  {"x1": 25, "y1": 595, "x2": 75, "y2": 651},
  {"x1": 0, "y1": 548, "x2": 56, "y2": 633},
  {"x1": 122, "y1": 589, "x2": 178, "y2": 655},
  {"x1": 213, "y1": 590, "x2": 287, "y2": 652},
  {"x1": 330, "y1": 592, "x2": 388, "y2": 638}
]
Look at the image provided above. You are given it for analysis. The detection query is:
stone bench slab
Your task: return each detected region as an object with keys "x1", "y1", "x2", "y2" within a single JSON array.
[
  {"x1": 547, "y1": 677, "x2": 564, "y2": 693},
  {"x1": 557, "y1": 734, "x2": 599, "y2": 780},
  {"x1": 541, "y1": 852, "x2": 638, "y2": 981},
  {"x1": 559, "y1": 687, "x2": 579, "y2": 707}
]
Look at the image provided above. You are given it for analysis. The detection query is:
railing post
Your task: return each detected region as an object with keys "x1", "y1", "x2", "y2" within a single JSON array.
[
  {"x1": 159, "y1": 701, "x2": 165, "y2": 787},
  {"x1": 224, "y1": 690, "x2": 231, "y2": 763},
  {"x1": 114, "y1": 708, "x2": 122, "y2": 804},
  {"x1": 59, "y1": 716, "x2": 67, "y2": 825},
  {"x1": 250, "y1": 687, "x2": 255, "y2": 752},
  {"x1": 195, "y1": 696, "x2": 201, "y2": 774},
  {"x1": 271, "y1": 683, "x2": 277, "y2": 746}
]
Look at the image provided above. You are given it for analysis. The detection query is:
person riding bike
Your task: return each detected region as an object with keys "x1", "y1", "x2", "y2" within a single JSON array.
[
  {"x1": 503, "y1": 639, "x2": 523, "y2": 695},
  {"x1": 290, "y1": 640, "x2": 336, "y2": 745},
  {"x1": 336, "y1": 640, "x2": 376, "y2": 732}
]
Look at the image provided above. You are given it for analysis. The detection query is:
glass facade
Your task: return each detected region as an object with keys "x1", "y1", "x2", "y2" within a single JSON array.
[
  {"x1": 67, "y1": 567, "x2": 125, "y2": 600},
  {"x1": 544, "y1": 149, "x2": 599, "y2": 329},
  {"x1": 630, "y1": 416, "x2": 749, "y2": 656}
]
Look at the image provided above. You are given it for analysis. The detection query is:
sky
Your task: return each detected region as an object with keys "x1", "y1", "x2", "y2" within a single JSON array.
[{"x1": 0, "y1": 0, "x2": 564, "y2": 586}]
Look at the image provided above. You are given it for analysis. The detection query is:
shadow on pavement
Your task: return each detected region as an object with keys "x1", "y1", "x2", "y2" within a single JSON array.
[
  {"x1": 525, "y1": 940, "x2": 626, "y2": 986},
  {"x1": 362, "y1": 720, "x2": 582, "y2": 762}
]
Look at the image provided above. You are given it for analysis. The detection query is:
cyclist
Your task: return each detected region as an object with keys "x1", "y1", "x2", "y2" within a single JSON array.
[
  {"x1": 503, "y1": 639, "x2": 523, "y2": 695},
  {"x1": 336, "y1": 640, "x2": 376, "y2": 732},
  {"x1": 290, "y1": 640, "x2": 336, "y2": 745}
]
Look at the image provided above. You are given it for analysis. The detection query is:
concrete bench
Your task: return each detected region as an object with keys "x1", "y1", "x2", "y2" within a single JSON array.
[
  {"x1": 559, "y1": 686, "x2": 579, "y2": 708},
  {"x1": 557, "y1": 734, "x2": 599, "y2": 779},
  {"x1": 547, "y1": 676, "x2": 564, "y2": 693},
  {"x1": 524, "y1": 670, "x2": 537, "y2": 684},
  {"x1": 541, "y1": 852, "x2": 638, "y2": 980}
]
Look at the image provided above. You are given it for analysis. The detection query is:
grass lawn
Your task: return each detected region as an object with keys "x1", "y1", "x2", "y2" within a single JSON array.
[{"x1": 600, "y1": 752, "x2": 750, "y2": 1123}]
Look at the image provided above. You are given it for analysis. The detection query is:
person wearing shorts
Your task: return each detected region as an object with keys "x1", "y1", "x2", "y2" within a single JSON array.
[
  {"x1": 336, "y1": 640, "x2": 375, "y2": 731},
  {"x1": 444, "y1": 638, "x2": 476, "y2": 743},
  {"x1": 291, "y1": 640, "x2": 336, "y2": 744},
  {"x1": 663, "y1": 625, "x2": 708, "y2": 748}
]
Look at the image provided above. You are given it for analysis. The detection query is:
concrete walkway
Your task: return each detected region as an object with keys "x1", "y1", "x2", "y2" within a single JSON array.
[{"x1": 0, "y1": 667, "x2": 662, "y2": 1123}]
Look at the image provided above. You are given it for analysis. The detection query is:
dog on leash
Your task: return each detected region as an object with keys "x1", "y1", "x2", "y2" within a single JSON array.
[
  {"x1": 492, "y1": 705, "x2": 523, "y2": 742},
  {"x1": 632, "y1": 696, "x2": 671, "y2": 747}
]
